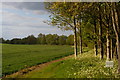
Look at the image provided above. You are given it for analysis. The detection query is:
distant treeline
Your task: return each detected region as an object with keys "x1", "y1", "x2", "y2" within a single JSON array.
[{"x1": 0, "y1": 33, "x2": 74, "y2": 45}]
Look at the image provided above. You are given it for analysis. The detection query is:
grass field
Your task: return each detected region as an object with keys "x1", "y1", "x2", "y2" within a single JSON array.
[
  {"x1": 2, "y1": 44, "x2": 74, "y2": 76},
  {"x1": 16, "y1": 49, "x2": 120, "y2": 78}
]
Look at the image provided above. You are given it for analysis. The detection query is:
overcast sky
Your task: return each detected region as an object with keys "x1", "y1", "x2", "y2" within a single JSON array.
[{"x1": 1, "y1": 2, "x2": 73, "y2": 40}]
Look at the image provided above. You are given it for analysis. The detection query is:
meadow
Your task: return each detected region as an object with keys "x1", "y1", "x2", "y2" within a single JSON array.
[{"x1": 2, "y1": 44, "x2": 74, "y2": 76}]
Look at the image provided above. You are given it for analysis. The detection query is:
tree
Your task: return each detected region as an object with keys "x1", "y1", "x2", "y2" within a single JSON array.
[
  {"x1": 45, "y1": 2, "x2": 79, "y2": 59},
  {"x1": 40, "y1": 34, "x2": 46, "y2": 44},
  {"x1": 53, "y1": 34, "x2": 59, "y2": 45},
  {"x1": 0, "y1": 38, "x2": 5, "y2": 43},
  {"x1": 37, "y1": 33, "x2": 43, "y2": 44},
  {"x1": 102, "y1": 3, "x2": 112, "y2": 61},
  {"x1": 37, "y1": 33, "x2": 46, "y2": 44},
  {"x1": 26, "y1": 35, "x2": 37, "y2": 44},
  {"x1": 46, "y1": 34, "x2": 56, "y2": 45},
  {"x1": 98, "y1": 3, "x2": 104, "y2": 59},
  {"x1": 58, "y1": 35, "x2": 67, "y2": 45},
  {"x1": 10, "y1": 38, "x2": 22, "y2": 44},
  {"x1": 66, "y1": 35, "x2": 74, "y2": 45}
]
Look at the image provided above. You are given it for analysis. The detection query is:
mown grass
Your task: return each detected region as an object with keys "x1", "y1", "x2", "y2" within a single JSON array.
[
  {"x1": 2, "y1": 44, "x2": 74, "y2": 76},
  {"x1": 22, "y1": 49, "x2": 120, "y2": 78}
]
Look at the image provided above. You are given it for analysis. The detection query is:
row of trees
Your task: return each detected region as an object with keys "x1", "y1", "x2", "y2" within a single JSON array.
[
  {"x1": 0, "y1": 34, "x2": 74, "y2": 45},
  {"x1": 45, "y1": 2, "x2": 120, "y2": 73}
]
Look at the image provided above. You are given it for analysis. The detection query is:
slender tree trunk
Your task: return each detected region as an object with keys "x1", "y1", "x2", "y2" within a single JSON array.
[
  {"x1": 99, "y1": 5, "x2": 104, "y2": 59},
  {"x1": 111, "y1": 39, "x2": 113, "y2": 59},
  {"x1": 94, "y1": 41, "x2": 98, "y2": 56},
  {"x1": 116, "y1": 4, "x2": 120, "y2": 73},
  {"x1": 106, "y1": 29, "x2": 111, "y2": 61},
  {"x1": 74, "y1": 17, "x2": 77, "y2": 59},
  {"x1": 99, "y1": 26, "x2": 104, "y2": 59},
  {"x1": 116, "y1": 35, "x2": 120, "y2": 73},
  {"x1": 106, "y1": 13, "x2": 111, "y2": 61},
  {"x1": 114, "y1": 45, "x2": 118, "y2": 59},
  {"x1": 79, "y1": 21, "x2": 82, "y2": 54},
  {"x1": 94, "y1": 19, "x2": 98, "y2": 56}
]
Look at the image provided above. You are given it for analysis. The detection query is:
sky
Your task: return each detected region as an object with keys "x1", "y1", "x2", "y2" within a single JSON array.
[{"x1": 1, "y1": 2, "x2": 73, "y2": 40}]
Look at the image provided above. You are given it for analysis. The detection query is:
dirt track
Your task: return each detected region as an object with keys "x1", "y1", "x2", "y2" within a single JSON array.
[{"x1": 5, "y1": 54, "x2": 74, "y2": 78}]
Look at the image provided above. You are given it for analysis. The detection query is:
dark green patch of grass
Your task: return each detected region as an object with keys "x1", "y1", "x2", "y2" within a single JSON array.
[{"x1": 2, "y1": 44, "x2": 73, "y2": 76}]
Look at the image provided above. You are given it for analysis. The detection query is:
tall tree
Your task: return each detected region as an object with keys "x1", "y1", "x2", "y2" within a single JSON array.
[
  {"x1": 45, "y1": 2, "x2": 79, "y2": 59},
  {"x1": 101, "y1": 3, "x2": 112, "y2": 60}
]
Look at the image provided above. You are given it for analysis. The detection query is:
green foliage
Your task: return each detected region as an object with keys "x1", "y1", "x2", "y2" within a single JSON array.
[
  {"x1": 2, "y1": 44, "x2": 73, "y2": 76},
  {"x1": 46, "y1": 34, "x2": 59, "y2": 45},
  {"x1": 37, "y1": 33, "x2": 46, "y2": 44},
  {"x1": 26, "y1": 35, "x2": 37, "y2": 44},
  {"x1": 58, "y1": 35, "x2": 67, "y2": 45},
  {"x1": 66, "y1": 35, "x2": 74, "y2": 45}
]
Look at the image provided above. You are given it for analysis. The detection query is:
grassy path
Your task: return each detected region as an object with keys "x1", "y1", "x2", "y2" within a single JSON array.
[
  {"x1": 9, "y1": 49, "x2": 120, "y2": 78},
  {"x1": 5, "y1": 54, "x2": 74, "y2": 78}
]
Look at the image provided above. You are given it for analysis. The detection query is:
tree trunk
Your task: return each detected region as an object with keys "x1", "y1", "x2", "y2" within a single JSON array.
[
  {"x1": 114, "y1": 45, "x2": 118, "y2": 59},
  {"x1": 79, "y1": 21, "x2": 82, "y2": 54},
  {"x1": 116, "y1": 4, "x2": 120, "y2": 73},
  {"x1": 111, "y1": 39, "x2": 113, "y2": 59},
  {"x1": 74, "y1": 17, "x2": 77, "y2": 59},
  {"x1": 116, "y1": 35, "x2": 120, "y2": 73},
  {"x1": 94, "y1": 42, "x2": 98, "y2": 56},
  {"x1": 94, "y1": 19, "x2": 98, "y2": 56},
  {"x1": 106, "y1": 29, "x2": 111, "y2": 61},
  {"x1": 99, "y1": 26, "x2": 104, "y2": 59},
  {"x1": 99, "y1": 5, "x2": 104, "y2": 59}
]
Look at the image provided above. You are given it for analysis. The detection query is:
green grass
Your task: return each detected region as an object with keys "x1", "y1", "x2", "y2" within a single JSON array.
[
  {"x1": 2, "y1": 44, "x2": 74, "y2": 76},
  {"x1": 22, "y1": 49, "x2": 120, "y2": 78}
]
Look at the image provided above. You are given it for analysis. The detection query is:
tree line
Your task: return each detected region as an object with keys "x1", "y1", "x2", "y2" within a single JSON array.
[
  {"x1": 0, "y1": 33, "x2": 74, "y2": 45},
  {"x1": 1, "y1": 33, "x2": 93, "y2": 46},
  {"x1": 45, "y1": 2, "x2": 120, "y2": 73}
]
